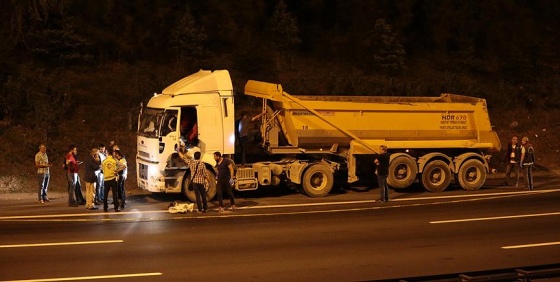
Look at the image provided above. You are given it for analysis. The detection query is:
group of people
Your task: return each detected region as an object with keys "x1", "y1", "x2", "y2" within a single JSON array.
[
  {"x1": 35, "y1": 142, "x2": 128, "y2": 212},
  {"x1": 503, "y1": 135, "x2": 536, "y2": 190},
  {"x1": 177, "y1": 148, "x2": 236, "y2": 213}
]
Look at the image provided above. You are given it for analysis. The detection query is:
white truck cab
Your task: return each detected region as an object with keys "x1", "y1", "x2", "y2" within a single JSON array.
[{"x1": 136, "y1": 70, "x2": 235, "y2": 201}]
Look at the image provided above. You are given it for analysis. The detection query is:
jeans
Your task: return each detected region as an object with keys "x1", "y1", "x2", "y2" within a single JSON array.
[
  {"x1": 193, "y1": 183, "x2": 208, "y2": 212},
  {"x1": 523, "y1": 165, "x2": 534, "y2": 190},
  {"x1": 66, "y1": 172, "x2": 77, "y2": 205},
  {"x1": 95, "y1": 171, "x2": 104, "y2": 202},
  {"x1": 216, "y1": 178, "x2": 235, "y2": 207},
  {"x1": 103, "y1": 179, "x2": 119, "y2": 211},
  {"x1": 377, "y1": 174, "x2": 389, "y2": 202},
  {"x1": 117, "y1": 175, "x2": 126, "y2": 207},
  {"x1": 37, "y1": 173, "x2": 49, "y2": 201},
  {"x1": 75, "y1": 177, "x2": 84, "y2": 203},
  {"x1": 505, "y1": 162, "x2": 521, "y2": 186}
]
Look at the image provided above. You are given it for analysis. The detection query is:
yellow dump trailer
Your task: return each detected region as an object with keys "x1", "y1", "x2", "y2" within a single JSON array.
[{"x1": 244, "y1": 80, "x2": 501, "y2": 195}]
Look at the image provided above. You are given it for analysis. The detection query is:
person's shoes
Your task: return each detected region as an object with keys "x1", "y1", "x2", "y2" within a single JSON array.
[
  {"x1": 514, "y1": 183, "x2": 519, "y2": 188},
  {"x1": 120, "y1": 204, "x2": 125, "y2": 210},
  {"x1": 230, "y1": 205, "x2": 237, "y2": 211},
  {"x1": 39, "y1": 200, "x2": 44, "y2": 204},
  {"x1": 95, "y1": 201, "x2": 102, "y2": 205},
  {"x1": 218, "y1": 207, "x2": 224, "y2": 212},
  {"x1": 43, "y1": 198, "x2": 51, "y2": 202},
  {"x1": 104, "y1": 208, "x2": 108, "y2": 212},
  {"x1": 202, "y1": 209, "x2": 207, "y2": 213},
  {"x1": 69, "y1": 203, "x2": 78, "y2": 207},
  {"x1": 87, "y1": 207, "x2": 99, "y2": 210},
  {"x1": 114, "y1": 208, "x2": 120, "y2": 212}
]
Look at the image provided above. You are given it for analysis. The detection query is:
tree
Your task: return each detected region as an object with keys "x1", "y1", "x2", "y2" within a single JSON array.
[
  {"x1": 170, "y1": 5, "x2": 208, "y2": 67},
  {"x1": 267, "y1": 0, "x2": 301, "y2": 75},
  {"x1": 363, "y1": 19, "x2": 406, "y2": 74},
  {"x1": 5, "y1": 0, "x2": 92, "y2": 66}
]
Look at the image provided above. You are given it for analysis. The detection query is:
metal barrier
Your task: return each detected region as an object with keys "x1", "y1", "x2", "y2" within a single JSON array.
[{"x1": 395, "y1": 263, "x2": 560, "y2": 282}]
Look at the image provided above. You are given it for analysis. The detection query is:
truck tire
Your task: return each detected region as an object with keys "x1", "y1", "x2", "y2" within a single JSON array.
[
  {"x1": 387, "y1": 155, "x2": 418, "y2": 189},
  {"x1": 421, "y1": 160, "x2": 451, "y2": 192},
  {"x1": 302, "y1": 164, "x2": 334, "y2": 197},
  {"x1": 457, "y1": 159, "x2": 486, "y2": 191},
  {"x1": 182, "y1": 169, "x2": 217, "y2": 202}
]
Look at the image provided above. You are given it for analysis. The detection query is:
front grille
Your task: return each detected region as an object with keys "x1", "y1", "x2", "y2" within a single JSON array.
[
  {"x1": 235, "y1": 167, "x2": 254, "y2": 179},
  {"x1": 139, "y1": 151, "x2": 150, "y2": 158},
  {"x1": 139, "y1": 163, "x2": 149, "y2": 180}
]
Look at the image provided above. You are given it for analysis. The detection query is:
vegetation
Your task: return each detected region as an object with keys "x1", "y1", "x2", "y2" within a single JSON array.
[{"x1": 0, "y1": 0, "x2": 558, "y2": 193}]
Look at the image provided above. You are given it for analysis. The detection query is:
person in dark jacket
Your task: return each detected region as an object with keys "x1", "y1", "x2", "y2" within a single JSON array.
[
  {"x1": 84, "y1": 148, "x2": 101, "y2": 210},
  {"x1": 374, "y1": 145, "x2": 390, "y2": 202},
  {"x1": 503, "y1": 136, "x2": 524, "y2": 187}
]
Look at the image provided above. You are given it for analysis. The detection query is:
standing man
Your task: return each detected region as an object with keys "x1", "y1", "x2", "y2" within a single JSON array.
[
  {"x1": 65, "y1": 145, "x2": 81, "y2": 207},
  {"x1": 102, "y1": 148, "x2": 120, "y2": 212},
  {"x1": 374, "y1": 145, "x2": 390, "y2": 202},
  {"x1": 185, "y1": 152, "x2": 209, "y2": 213},
  {"x1": 237, "y1": 111, "x2": 265, "y2": 165},
  {"x1": 84, "y1": 148, "x2": 100, "y2": 210},
  {"x1": 521, "y1": 136, "x2": 535, "y2": 190},
  {"x1": 503, "y1": 136, "x2": 524, "y2": 187},
  {"x1": 95, "y1": 143, "x2": 107, "y2": 204},
  {"x1": 35, "y1": 144, "x2": 52, "y2": 204},
  {"x1": 114, "y1": 149, "x2": 127, "y2": 210},
  {"x1": 213, "y1": 151, "x2": 236, "y2": 211}
]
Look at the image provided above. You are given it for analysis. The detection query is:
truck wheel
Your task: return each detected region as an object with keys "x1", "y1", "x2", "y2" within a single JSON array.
[
  {"x1": 421, "y1": 160, "x2": 451, "y2": 192},
  {"x1": 182, "y1": 169, "x2": 217, "y2": 202},
  {"x1": 302, "y1": 164, "x2": 334, "y2": 197},
  {"x1": 387, "y1": 155, "x2": 418, "y2": 189},
  {"x1": 457, "y1": 159, "x2": 486, "y2": 191}
]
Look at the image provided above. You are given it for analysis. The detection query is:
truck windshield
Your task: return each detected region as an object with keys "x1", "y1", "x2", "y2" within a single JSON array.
[{"x1": 138, "y1": 108, "x2": 164, "y2": 138}]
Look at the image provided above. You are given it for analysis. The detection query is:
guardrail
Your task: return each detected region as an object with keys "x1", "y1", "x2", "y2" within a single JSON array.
[{"x1": 395, "y1": 263, "x2": 560, "y2": 282}]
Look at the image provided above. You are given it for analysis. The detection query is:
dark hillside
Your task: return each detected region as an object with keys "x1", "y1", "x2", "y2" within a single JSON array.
[{"x1": 0, "y1": 0, "x2": 558, "y2": 193}]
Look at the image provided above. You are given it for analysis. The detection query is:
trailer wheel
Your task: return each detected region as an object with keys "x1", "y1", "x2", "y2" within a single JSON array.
[
  {"x1": 421, "y1": 160, "x2": 451, "y2": 192},
  {"x1": 387, "y1": 155, "x2": 418, "y2": 189},
  {"x1": 182, "y1": 169, "x2": 217, "y2": 202},
  {"x1": 302, "y1": 164, "x2": 334, "y2": 197},
  {"x1": 457, "y1": 159, "x2": 486, "y2": 191}
]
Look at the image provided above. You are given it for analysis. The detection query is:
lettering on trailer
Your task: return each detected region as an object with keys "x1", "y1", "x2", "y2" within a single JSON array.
[
  {"x1": 440, "y1": 114, "x2": 469, "y2": 130},
  {"x1": 292, "y1": 110, "x2": 335, "y2": 116}
]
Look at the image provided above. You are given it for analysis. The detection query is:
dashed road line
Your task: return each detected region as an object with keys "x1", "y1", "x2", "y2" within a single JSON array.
[
  {"x1": 1, "y1": 272, "x2": 162, "y2": 282},
  {"x1": 502, "y1": 241, "x2": 560, "y2": 249},
  {"x1": 430, "y1": 211, "x2": 560, "y2": 224},
  {"x1": 0, "y1": 240, "x2": 123, "y2": 248}
]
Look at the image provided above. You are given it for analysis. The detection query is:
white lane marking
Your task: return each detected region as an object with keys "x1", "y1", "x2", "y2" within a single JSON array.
[
  {"x1": 430, "y1": 211, "x2": 560, "y2": 224},
  {"x1": 502, "y1": 241, "x2": 560, "y2": 249},
  {"x1": 0, "y1": 210, "x2": 167, "y2": 220},
  {"x1": 244, "y1": 189, "x2": 559, "y2": 209},
  {"x1": 0, "y1": 240, "x2": 123, "y2": 248},
  {"x1": 2, "y1": 272, "x2": 162, "y2": 281},
  {"x1": 0, "y1": 189, "x2": 557, "y2": 222}
]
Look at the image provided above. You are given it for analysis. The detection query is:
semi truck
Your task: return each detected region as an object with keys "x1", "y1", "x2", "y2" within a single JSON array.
[{"x1": 136, "y1": 69, "x2": 501, "y2": 202}]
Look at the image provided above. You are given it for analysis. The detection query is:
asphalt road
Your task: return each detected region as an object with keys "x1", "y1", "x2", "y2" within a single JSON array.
[{"x1": 1, "y1": 177, "x2": 560, "y2": 281}]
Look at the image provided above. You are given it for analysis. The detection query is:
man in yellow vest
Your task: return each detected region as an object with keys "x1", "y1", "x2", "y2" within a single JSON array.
[{"x1": 102, "y1": 148, "x2": 120, "y2": 212}]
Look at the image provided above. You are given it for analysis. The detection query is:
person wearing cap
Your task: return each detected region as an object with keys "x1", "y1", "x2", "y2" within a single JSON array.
[{"x1": 374, "y1": 145, "x2": 390, "y2": 202}]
